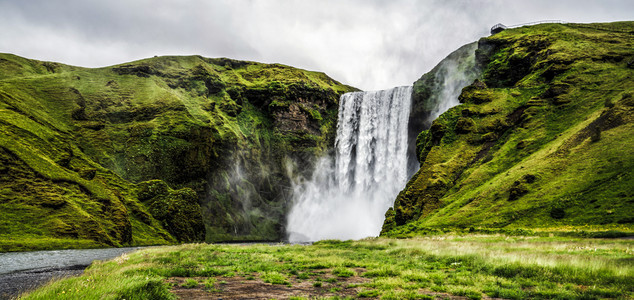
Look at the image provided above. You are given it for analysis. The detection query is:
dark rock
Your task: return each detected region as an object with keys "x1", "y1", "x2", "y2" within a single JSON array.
[
  {"x1": 522, "y1": 174, "x2": 537, "y2": 184},
  {"x1": 542, "y1": 63, "x2": 570, "y2": 81},
  {"x1": 80, "y1": 121, "x2": 105, "y2": 130},
  {"x1": 475, "y1": 38, "x2": 497, "y2": 69},
  {"x1": 481, "y1": 132, "x2": 498, "y2": 142},
  {"x1": 429, "y1": 122, "x2": 446, "y2": 145},
  {"x1": 244, "y1": 86, "x2": 277, "y2": 108},
  {"x1": 137, "y1": 180, "x2": 170, "y2": 201},
  {"x1": 508, "y1": 181, "x2": 529, "y2": 201},
  {"x1": 461, "y1": 108, "x2": 475, "y2": 117},
  {"x1": 38, "y1": 196, "x2": 67, "y2": 209},
  {"x1": 78, "y1": 168, "x2": 96, "y2": 180},
  {"x1": 550, "y1": 205, "x2": 565, "y2": 219},
  {"x1": 542, "y1": 82, "x2": 570, "y2": 99},
  {"x1": 471, "y1": 79, "x2": 488, "y2": 89},
  {"x1": 459, "y1": 89, "x2": 494, "y2": 104},
  {"x1": 455, "y1": 117, "x2": 476, "y2": 133},
  {"x1": 112, "y1": 64, "x2": 158, "y2": 77},
  {"x1": 516, "y1": 139, "x2": 531, "y2": 149}
]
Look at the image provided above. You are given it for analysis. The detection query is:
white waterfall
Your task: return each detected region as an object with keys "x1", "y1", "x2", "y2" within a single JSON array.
[{"x1": 287, "y1": 86, "x2": 412, "y2": 242}]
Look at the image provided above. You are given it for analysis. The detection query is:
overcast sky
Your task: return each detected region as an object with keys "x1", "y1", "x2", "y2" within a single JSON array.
[{"x1": 1, "y1": 0, "x2": 632, "y2": 90}]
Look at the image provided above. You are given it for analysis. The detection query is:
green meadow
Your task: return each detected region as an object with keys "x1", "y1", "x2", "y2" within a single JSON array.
[{"x1": 21, "y1": 234, "x2": 633, "y2": 299}]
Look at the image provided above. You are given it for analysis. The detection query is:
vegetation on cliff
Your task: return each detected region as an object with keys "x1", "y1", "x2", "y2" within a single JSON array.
[
  {"x1": 383, "y1": 21, "x2": 634, "y2": 236},
  {"x1": 0, "y1": 54, "x2": 355, "y2": 251}
]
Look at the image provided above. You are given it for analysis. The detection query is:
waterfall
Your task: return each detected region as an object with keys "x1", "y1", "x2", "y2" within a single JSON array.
[
  {"x1": 287, "y1": 86, "x2": 412, "y2": 242},
  {"x1": 286, "y1": 43, "x2": 478, "y2": 242}
]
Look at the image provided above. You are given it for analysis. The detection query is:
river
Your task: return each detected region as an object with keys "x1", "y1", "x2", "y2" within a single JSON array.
[{"x1": 0, "y1": 247, "x2": 142, "y2": 299}]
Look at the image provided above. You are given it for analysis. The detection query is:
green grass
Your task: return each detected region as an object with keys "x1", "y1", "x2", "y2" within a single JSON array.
[{"x1": 21, "y1": 235, "x2": 634, "y2": 299}]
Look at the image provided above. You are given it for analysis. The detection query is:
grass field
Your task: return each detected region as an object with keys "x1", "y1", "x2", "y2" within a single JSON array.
[{"x1": 21, "y1": 234, "x2": 633, "y2": 299}]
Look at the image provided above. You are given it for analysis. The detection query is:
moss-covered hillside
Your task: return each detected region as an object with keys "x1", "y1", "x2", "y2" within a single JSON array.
[
  {"x1": 383, "y1": 22, "x2": 634, "y2": 236},
  {"x1": 0, "y1": 54, "x2": 355, "y2": 251}
]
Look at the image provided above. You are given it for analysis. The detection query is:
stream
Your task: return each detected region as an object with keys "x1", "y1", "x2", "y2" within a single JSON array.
[{"x1": 0, "y1": 247, "x2": 142, "y2": 299}]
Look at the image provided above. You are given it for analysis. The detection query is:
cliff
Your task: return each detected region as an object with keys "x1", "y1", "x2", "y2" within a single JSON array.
[
  {"x1": 0, "y1": 54, "x2": 356, "y2": 251},
  {"x1": 383, "y1": 21, "x2": 634, "y2": 235}
]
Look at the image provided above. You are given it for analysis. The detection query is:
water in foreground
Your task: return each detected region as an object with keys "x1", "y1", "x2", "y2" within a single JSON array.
[
  {"x1": 20, "y1": 235, "x2": 634, "y2": 299},
  {"x1": 0, "y1": 247, "x2": 140, "y2": 299}
]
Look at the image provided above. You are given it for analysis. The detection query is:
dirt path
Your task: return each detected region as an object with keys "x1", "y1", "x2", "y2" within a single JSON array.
[
  {"x1": 168, "y1": 268, "x2": 370, "y2": 299},
  {"x1": 170, "y1": 276, "x2": 367, "y2": 299}
]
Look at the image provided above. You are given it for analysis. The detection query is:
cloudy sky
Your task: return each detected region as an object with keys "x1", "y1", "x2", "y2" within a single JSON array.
[{"x1": 1, "y1": 0, "x2": 632, "y2": 90}]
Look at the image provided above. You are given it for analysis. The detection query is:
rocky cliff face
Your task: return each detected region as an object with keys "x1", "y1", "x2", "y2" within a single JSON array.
[
  {"x1": 406, "y1": 42, "x2": 480, "y2": 173},
  {"x1": 0, "y1": 54, "x2": 355, "y2": 250},
  {"x1": 383, "y1": 22, "x2": 634, "y2": 235}
]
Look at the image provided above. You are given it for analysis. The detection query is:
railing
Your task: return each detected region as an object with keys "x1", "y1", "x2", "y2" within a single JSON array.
[
  {"x1": 491, "y1": 20, "x2": 566, "y2": 34},
  {"x1": 507, "y1": 20, "x2": 567, "y2": 28}
]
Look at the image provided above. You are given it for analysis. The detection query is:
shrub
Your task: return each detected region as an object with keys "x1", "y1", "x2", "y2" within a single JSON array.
[
  {"x1": 261, "y1": 272, "x2": 289, "y2": 285},
  {"x1": 182, "y1": 279, "x2": 198, "y2": 289},
  {"x1": 332, "y1": 267, "x2": 355, "y2": 278},
  {"x1": 508, "y1": 181, "x2": 529, "y2": 201},
  {"x1": 357, "y1": 289, "x2": 380, "y2": 298},
  {"x1": 362, "y1": 268, "x2": 400, "y2": 278},
  {"x1": 204, "y1": 278, "x2": 217, "y2": 291}
]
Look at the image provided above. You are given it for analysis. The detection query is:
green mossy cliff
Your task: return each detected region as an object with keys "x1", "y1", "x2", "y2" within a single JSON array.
[
  {"x1": 383, "y1": 22, "x2": 634, "y2": 236},
  {"x1": 0, "y1": 54, "x2": 355, "y2": 250}
]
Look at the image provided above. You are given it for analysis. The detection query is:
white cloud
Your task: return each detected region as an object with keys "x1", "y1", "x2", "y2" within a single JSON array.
[{"x1": 0, "y1": 0, "x2": 632, "y2": 90}]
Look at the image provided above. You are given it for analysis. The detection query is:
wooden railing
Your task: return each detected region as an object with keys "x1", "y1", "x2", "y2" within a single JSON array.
[{"x1": 507, "y1": 20, "x2": 567, "y2": 28}]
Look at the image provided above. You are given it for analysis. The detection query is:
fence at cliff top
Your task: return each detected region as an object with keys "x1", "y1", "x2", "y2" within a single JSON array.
[
  {"x1": 491, "y1": 20, "x2": 566, "y2": 34},
  {"x1": 509, "y1": 20, "x2": 567, "y2": 28}
]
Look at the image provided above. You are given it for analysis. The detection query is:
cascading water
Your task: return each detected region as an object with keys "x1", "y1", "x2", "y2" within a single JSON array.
[
  {"x1": 286, "y1": 43, "x2": 478, "y2": 242},
  {"x1": 287, "y1": 86, "x2": 412, "y2": 242}
]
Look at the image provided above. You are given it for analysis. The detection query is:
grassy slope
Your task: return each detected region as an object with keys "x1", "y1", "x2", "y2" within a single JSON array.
[
  {"x1": 0, "y1": 56, "x2": 173, "y2": 250},
  {"x1": 0, "y1": 54, "x2": 355, "y2": 251},
  {"x1": 383, "y1": 22, "x2": 634, "y2": 236},
  {"x1": 21, "y1": 236, "x2": 634, "y2": 299}
]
